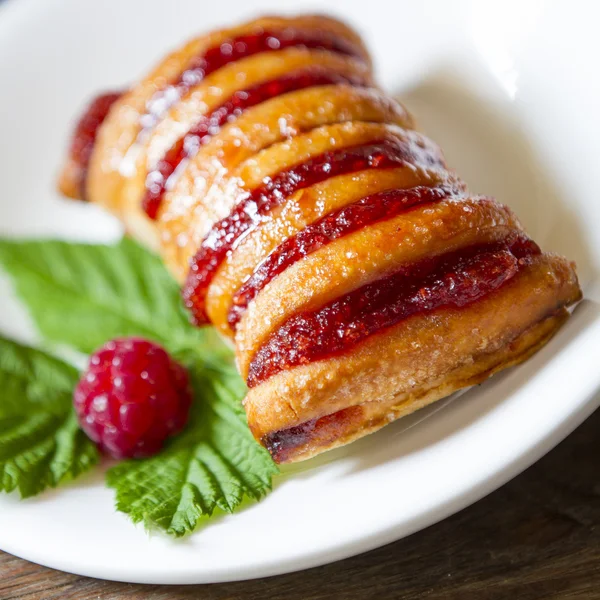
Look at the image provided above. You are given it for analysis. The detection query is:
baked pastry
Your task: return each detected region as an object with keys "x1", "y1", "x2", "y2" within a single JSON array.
[{"x1": 58, "y1": 15, "x2": 582, "y2": 463}]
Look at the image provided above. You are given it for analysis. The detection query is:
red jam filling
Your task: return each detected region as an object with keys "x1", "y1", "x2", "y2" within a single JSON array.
[
  {"x1": 262, "y1": 405, "x2": 363, "y2": 463},
  {"x1": 69, "y1": 92, "x2": 121, "y2": 199},
  {"x1": 183, "y1": 138, "x2": 445, "y2": 325},
  {"x1": 142, "y1": 68, "x2": 369, "y2": 219},
  {"x1": 227, "y1": 185, "x2": 460, "y2": 329},
  {"x1": 141, "y1": 28, "x2": 365, "y2": 131},
  {"x1": 246, "y1": 235, "x2": 541, "y2": 388}
]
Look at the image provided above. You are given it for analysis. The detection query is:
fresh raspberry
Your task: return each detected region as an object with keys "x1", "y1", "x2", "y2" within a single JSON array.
[{"x1": 74, "y1": 338, "x2": 192, "y2": 459}]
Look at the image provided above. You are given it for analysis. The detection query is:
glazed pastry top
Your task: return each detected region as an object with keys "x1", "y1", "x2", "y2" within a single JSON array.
[{"x1": 58, "y1": 14, "x2": 581, "y2": 462}]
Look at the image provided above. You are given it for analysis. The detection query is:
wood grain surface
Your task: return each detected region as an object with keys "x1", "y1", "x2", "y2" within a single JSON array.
[{"x1": 1, "y1": 407, "x2": 599, "y2": 600}]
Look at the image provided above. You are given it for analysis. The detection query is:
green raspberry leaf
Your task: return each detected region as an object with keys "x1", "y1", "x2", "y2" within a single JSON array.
[
  {"x1": 0, "y1": 237, "x2": 209, "y2": 354},
  {"x1": 0, "y1": 335, "x2": 99, "y2": 498},
  {"x1": 0, "y1": 237, "x2": 278, "y2": 534},
  {"x1": 106, "y1": 361, "x2": 277, "y2": 537}
]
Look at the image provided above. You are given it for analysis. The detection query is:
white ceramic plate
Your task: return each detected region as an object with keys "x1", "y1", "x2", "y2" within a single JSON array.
[{"x1": 0, "y1": 0, "x2": 599, "y2": 585}]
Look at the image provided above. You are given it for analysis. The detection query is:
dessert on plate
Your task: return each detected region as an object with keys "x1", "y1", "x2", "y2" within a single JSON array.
[{"x1": 58, "y1": 14, "x2": 581, "y2": 463}]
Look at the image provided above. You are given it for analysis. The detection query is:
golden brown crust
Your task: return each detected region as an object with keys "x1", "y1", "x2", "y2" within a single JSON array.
[
  {"x1": 235, "y1": 197, "x2": 524, "y2": 372},
  {"x1": 206, "y1": 163, "x2": 456, "y2": 335},
  {"x1": 146, "y1": 50, "x2": 373, "y2": 170},
  {"x1": 268, "y1": 310, "x2": 569, "y2": 462},
  {"x1": 157, "y1": 88, "x2": 414, "y2": 276},
  {"x1": 120, "y1": 53, "x2": 375, "y2": 252},
  {"x1": 203, "y1": 122, "x2": 450, "y2": 333},
  {"x1": 57, "y1": 155, "x2": 83, "y2": 200},
  {"x1": 86, "y1": 15, "x2": 370, "y2": 217},
  {"x1": 59, "y1": 14, "x2": 583, "y2": 463},
  {"x1": 243, "y1": 255, "x2": 581, "y2": 440}
]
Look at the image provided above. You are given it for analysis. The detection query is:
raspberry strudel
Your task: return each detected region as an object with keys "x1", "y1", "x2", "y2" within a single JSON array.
[{"x1": 58, "y1": 15, "x2": 581, "y2": 463}]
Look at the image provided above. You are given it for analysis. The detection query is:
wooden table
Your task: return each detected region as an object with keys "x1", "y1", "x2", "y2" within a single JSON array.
[{"x1": 1, "y1": 408, "x2": 599, "y2": 599}]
